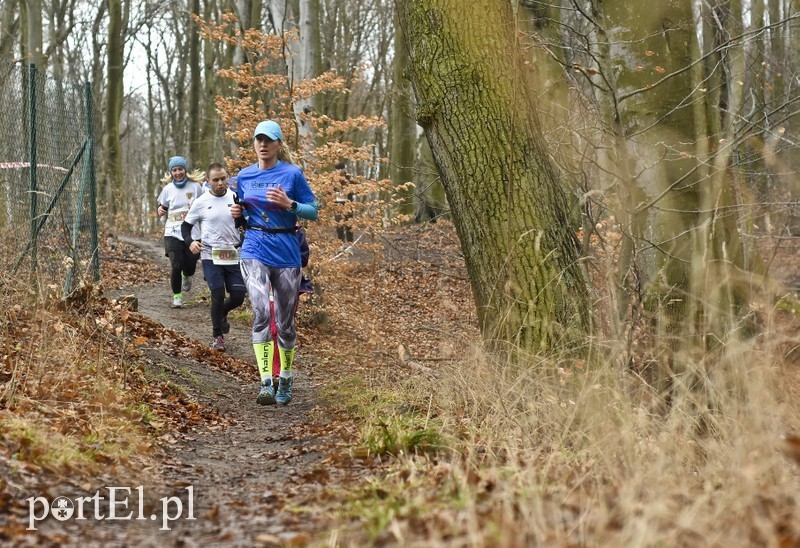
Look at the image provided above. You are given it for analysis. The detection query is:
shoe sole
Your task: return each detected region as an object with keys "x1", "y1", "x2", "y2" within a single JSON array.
[{"x1": 256, "y1": 391, "x2": 276, "y2": 405}]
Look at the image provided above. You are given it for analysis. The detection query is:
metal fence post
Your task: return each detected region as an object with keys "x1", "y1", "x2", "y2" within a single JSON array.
[
  {"x1": 65, "y1": 83, "x2": 98, "y2": 293},
  {"x1": 86, "y1": 82, "x2": 99, "y2": 282},
  {"x1": 28, "y1": 64, "x2": 37, "y2": 275}
]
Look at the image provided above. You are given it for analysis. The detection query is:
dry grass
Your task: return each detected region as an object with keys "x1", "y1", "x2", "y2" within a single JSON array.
[
  {"x1": 320, "y1": 226, "x2": 800, "y2": 546},
  {"x1": 443, "y1": 336, "x2": 798, "y2": 544},
  {"x1": 331, "y1": 307, "x2": 800, "y2": 546},
  {"x1": 0, "y1": 238, "x2": 203, "y2": 492},
  {"x1": 3, "y1": 222, "x2": 799, "y2": 545},
  {"x1": 0, "y1": 267, "x2": 156, "y2": 479}
]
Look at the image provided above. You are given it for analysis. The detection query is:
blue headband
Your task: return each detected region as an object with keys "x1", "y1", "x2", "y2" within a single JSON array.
[{"x1": 168, "y1": 156, "x2": 188, "y2": 172}]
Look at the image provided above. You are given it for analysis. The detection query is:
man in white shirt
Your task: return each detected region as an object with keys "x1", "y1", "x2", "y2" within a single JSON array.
[{"x1": 181, "y1": 163, "x2": 246, "y2": 351}]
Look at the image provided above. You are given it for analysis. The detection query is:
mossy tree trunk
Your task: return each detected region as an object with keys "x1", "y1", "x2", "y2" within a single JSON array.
[
  {"x1": 389, "y1": 7, "x2": 417, "y2": 218},
  {"x1": 396, "y1": 0, "x2": 589, "y2": 351},
  {"x1": 104, "y1": 0, "x2": 125, "y2": 216}
]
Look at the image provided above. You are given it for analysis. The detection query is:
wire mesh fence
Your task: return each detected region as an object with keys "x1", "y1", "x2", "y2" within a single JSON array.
[{"x1": 0, "y1": 60, "x2": 98, "y2": 294}]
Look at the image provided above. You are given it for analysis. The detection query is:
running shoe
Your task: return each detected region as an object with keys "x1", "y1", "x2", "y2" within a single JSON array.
[
  {"x1": 256, "y1": 378, "x2": 276, "y2": 405},
  {"x1": 275, "y1": 376, "x2": 293, "y2": 405},
  {"x1": 181, "y1": 274, "x2": 192, "y2": 292},
  {"x1": 210, "y1": 336, "x2": 225, "y2": 351}
]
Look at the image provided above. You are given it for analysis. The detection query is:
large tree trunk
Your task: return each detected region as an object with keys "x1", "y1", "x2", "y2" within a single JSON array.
[
  {"x1": 296, "y1": 0, "x2": 320, "y2": 137},
  {"x1": 25, "y1": 0, "x2": 43, "y2": 66},
  {"x1": 188, "y1": 0, "x2": 201, "y2": 162},
  {"x1": 390, "y1": 7, "x2": 416, "y2": 217},
  {"x1": 104, "y1": 0, "x2": 125, "y2": 216},
  {"x1": 396, "y1": 0, "x2": 589, "y2": 351}
]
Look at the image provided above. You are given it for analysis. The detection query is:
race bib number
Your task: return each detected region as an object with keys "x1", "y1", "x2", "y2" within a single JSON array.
[
  {"x1": 212, "y1": 246, "x2": 239, "y2": 265},
  {"x1": 168, "y1": 206, "x2": 189, "y2": 223}
]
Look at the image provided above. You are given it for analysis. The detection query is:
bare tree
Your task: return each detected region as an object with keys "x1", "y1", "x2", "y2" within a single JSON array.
[
  {"x1": 389, "y1": 6, "x2": 416, "y2": 216},
  {"x1": 103, "y1": 0, "x2": 126, "y2": 215},
  {"x1": 0, "y1": 0, "x2": 21, "y2": 60},
  {"x1": 44, "y1": 0, "x2": 77, "y2": 79},
  {"x1": 25, "y1": 0, "x2": 44, "y2": 66},
  {"x1": 188, "y1": 0, "x2": 202, "y2": 161}
]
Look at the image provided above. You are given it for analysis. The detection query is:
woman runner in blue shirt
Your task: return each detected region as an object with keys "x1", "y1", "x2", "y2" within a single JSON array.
[{"x1": 230, "y1": 120, "x2": 318, "y2": 406}]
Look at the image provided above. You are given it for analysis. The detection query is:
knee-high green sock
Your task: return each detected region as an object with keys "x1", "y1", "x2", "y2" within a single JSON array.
[
  {"x1": 278, "y1": 346, "x2": 295, "y2": 378},
  {"x1": 253, "y1": 341, "x2": 275, "y2": 381}
]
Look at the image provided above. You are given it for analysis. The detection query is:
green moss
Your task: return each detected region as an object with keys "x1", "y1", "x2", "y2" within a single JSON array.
[
  {"x1": 228, "y1": 308, "x2": 253, "y2": 324},
  {"x1": 3, "y1": 417, "x2": 94, "y2": 470},
  {"x1": 775, "y1": 294, "x2": 800, "y2": 316},
  {"x1": 321, "y1": 374, "x2": 446, "y2": 458}
]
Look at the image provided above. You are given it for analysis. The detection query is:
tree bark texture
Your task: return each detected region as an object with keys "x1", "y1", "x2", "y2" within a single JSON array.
[
  {"x1": 25, "y1": 0, "x2": 43, "y2": 66},
  {"x1": 395, "y1": 0, "x2": 589, "y2": 351},
  {"x1": 104, "y1": 0, "x2": 125, "y2": 215},
  {"x1": 188, "y1": 0, "x2": 201, "y2": 162},
  {"x1": 389, "y1": 6, "x2": 417, "y2": 217}
]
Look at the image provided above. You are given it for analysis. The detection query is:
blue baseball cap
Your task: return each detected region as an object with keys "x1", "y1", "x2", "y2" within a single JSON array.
[
  {"x1": 168, "y1": 156, "x2": 188, "y2": 171},
  {"x1": 253, "y1": 120, "x2": 283, "y2": 141}
]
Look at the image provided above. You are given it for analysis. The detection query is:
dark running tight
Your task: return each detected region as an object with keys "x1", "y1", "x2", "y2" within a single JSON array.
[
  {"x1": 210, "y1": 287, "x2": 246, "y2": 337},
  {"x1": 167, "y1": 246, "x2": 199, "y2": 294}
]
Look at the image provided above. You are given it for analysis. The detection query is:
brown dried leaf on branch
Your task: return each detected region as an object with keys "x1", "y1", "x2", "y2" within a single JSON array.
[{"x1": 782, "y1": 434, "x2": 800, "y2": 465}]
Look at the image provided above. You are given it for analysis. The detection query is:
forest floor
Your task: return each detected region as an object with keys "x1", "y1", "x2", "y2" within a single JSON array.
[
  {"x1": 3, "y1": 223, "x2": 800, "y2": 546},
  {"x1": 1, "y1": 222, "x2": 475, "y2": 546}
]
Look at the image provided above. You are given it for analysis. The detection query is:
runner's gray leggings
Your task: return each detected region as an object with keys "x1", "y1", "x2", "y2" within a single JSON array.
[{"x1": 240, "y1": 259, "x2": 300, "y2": 348}]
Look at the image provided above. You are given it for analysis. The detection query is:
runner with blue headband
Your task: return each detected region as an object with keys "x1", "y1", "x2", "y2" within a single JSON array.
[{"x1": 156, "y1": 156, "x2": 204, "y2": 309}]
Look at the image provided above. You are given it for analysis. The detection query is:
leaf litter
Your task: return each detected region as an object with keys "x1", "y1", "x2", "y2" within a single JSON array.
[{"x1": 0, "y1": 223, "x2": 475, "y2": 545}]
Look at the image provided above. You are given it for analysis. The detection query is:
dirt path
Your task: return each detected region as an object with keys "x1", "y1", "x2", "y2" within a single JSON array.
[
  {"x1": 69, "y1": 236, "x2": 336, "y2": 545},
  {"x1": 5, "y1": 222, "x2": 474, "y2": 546}
]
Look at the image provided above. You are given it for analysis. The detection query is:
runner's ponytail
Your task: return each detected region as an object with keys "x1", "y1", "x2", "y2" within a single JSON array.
[{"x1": 277, "y1": 146, "x2": 294, "y2": 165}]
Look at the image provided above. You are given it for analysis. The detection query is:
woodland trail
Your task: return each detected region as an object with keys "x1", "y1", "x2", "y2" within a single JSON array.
[
  {"x1": 30, "y1": 235, "x2": 345, "y2": 546},
  {"x1": 6, "y1": 223, "x2": 475, "y2": 546}
]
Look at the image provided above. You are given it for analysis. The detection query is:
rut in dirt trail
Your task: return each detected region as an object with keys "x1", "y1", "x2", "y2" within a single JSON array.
[{"x1": 96, "y1": 235, "x2": 334, "y2": 545}]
